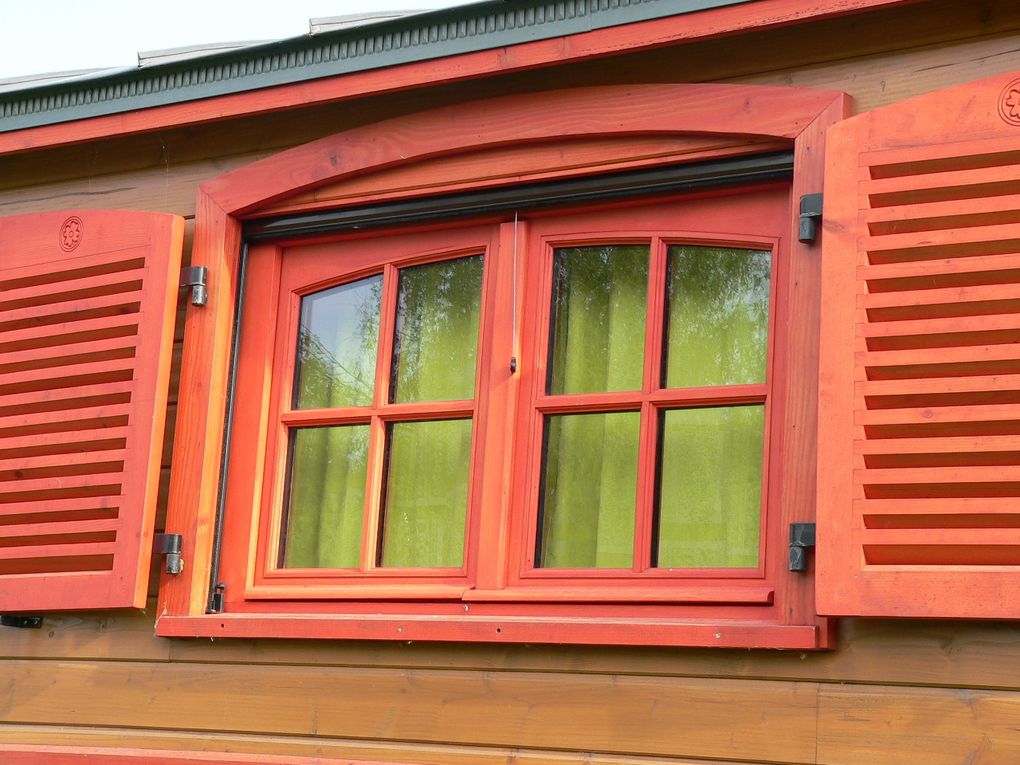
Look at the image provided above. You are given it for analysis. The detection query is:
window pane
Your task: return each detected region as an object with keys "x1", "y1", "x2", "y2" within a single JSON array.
[
  {"x1": 391, "y1": 256, "x2": 483, "y2": 403},
  {"x1": 537, "y1": 411, "x2": 639, "y2": 568},
  {"x1": 281, "y1": 425, "x2": 370, "y2": 568},
  {"x1": 294, "y1": 275, "x2": 383, "y2": 409},
  {"x1": 656, "y1": 406, "x2": 763, "y2": 568},
  {"x1": 548, "y1": 245, "x2": 649, "y2": 395},
  {"x1": 379, "y1": 419, "x2": 472, "y2": 567},
  {"x1": 664, "y1": 246, "x2": 770, "y2": 388}
]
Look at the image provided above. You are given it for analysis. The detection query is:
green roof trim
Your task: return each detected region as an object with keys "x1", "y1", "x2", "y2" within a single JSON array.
[{"x1": 0, "y1": 0, "x2": 752, "y2": 133}]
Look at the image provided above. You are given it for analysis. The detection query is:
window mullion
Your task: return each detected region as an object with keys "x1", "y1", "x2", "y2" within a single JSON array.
[{"x1": 360, "y1": 413, "x2": 386, "y2": 572}]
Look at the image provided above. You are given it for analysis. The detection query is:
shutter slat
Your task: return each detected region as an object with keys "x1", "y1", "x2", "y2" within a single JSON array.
[
  {"x1": 857, "y1": 403, "x2": 1020, "y2": 426},
  {"x1": 0, "y1": 449, "x2": 128, "y2": 471},
  {"x1": 0, "y1": 541, "x2": 118, "y2": 561},
  {"x1": 863, "y1": 193, "x2": 1020, "y2": 230},
  {"x1": 0, "y1": 495, "x2": 121, "y2": 519},
  {"x1": 0, "y1": 380, "x2": 135, "y2": 416},
  {"x1": 0, "y1": 292, "x2": 143, "y2": 329},
  {"x1": 0, "y1": 338, "x2": 136, "y2": 376},
  {"x1": 0, "y1": 210, "x2": 181, "y2": 612},
  {"x1": 0, "y1": 427, "x2": 129, "y2": 456},
  {"x1": 818, "y1": 71, "x2": 1020, "y2": 618},
  {"x1": 0, "y1": 312, "x2": 140, "y2": 351},
  {"x1": 0, "y1": 403, "x2": 134, "y2": 436}
]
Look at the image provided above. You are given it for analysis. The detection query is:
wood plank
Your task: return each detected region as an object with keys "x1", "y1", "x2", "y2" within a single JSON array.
[
  {"x1": 818, "y1": 683, "x2": 1020, "y2": 765},
  {"x1": 0, "y1": 660, "x2": 820, "y2": 763},
  {"x1": 0, "y1": 725, "x2": 770, "y2": 765}
]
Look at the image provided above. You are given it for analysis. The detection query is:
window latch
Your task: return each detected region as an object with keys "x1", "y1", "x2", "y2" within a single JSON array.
[
  {"x1": 155, "y1": 533, "x2": 185, "y2": 575},
  {"x1": 0, "y1": 615, "x2": 42, "y2": 629},
  {"x1": 180, "y1": 265, "x2": 209, "y2": 306},
  {"x1": 789, "y1": 522, "x2": 816, "y2": 572},
  {"x1": 798, "y1": 193, "x2": 823, "y2": 243}
]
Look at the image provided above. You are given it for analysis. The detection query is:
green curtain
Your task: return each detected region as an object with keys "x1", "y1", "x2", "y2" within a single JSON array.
[
  {"x1": 657, "y1": 406, "x2": 763, "y2": 568},
  {"x1": 284, "y1": 275, "x2": 382, "y2": 568},
  {"x1": 540, "y1": 246, "x2": 647, "y2": 568},
  {"x1": 282, "y1": 257, "x2": 482, "y2": 569}
]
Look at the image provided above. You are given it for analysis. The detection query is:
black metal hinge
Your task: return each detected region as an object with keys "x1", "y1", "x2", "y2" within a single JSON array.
[
  {"x1": 180, "y1": 265, "x2": 209, "y2": 306},
  {"x1": 0, "y1": 615, "x2": 42, "y2": 629},
  {"x1": 155, "y1": 533, "x2": 185, "y2": 575},
  {"x1": 789, "y1": 522, "x2": 816, "y2": 572},
  {"x1": 798, "y1": 193, "x2": 823, "y2": 243}
]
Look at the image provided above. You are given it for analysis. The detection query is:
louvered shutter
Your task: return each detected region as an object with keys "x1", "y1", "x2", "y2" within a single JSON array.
[
  {"x1": 0, "y1": 210, "x2": 183, "y2": 611},
  {"x1": 817, "y1": 71, "x2": 1020, "y2": 618}
]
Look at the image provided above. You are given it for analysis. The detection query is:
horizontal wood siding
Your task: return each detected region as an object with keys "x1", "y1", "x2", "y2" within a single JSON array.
[{"x1": 4, "y1": 3, "x2": 1020, "y2": 763}]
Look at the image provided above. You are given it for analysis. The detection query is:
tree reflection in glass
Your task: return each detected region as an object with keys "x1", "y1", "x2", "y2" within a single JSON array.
[
  {"x1": 664, "y1": 246, "x2": 770, "y2": 389},
  {"x1": 391, "y1": 255, "x2": 484, "y2": 403},
  {"x1": 547, "y1": 245, "x2": 649, "y2": 395},
  {"x1": 293, "y1": 275, "x2": 383, "y2": 409}
]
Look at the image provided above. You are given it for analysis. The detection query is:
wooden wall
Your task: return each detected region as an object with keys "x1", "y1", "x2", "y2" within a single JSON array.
[{"x1": 4, "y1": 1, "x2": 1020, "y2": 762}]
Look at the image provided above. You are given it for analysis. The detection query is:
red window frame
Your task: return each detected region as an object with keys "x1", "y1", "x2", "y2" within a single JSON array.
[
  {"x1": 158, "y1": 83, "x2": 848, "y2": 647},
  {"x1": 216, "y1": 185, "x2": 791, "y2": 615}
]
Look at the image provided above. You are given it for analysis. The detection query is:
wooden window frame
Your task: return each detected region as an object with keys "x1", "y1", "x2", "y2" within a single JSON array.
[{"x1": 158, "y1": 83, "x2": 849, "y2": 648}]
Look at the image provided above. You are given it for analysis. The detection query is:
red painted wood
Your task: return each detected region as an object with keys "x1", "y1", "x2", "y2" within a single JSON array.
[
  {"x1": 0, "y1": 210, "x2": 183, "y2": 610},
  {"x1": 0, "y1": 0, "x2": 911, "y2": 158},
  {"x1": 160, "y1": 82, "x2": 845, "y2": 646},
  {"x1": 817, "y1": 69, "x2": 1020, "y2": 618}
]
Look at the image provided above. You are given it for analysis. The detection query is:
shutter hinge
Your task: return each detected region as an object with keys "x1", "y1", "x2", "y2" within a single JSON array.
[
  {"x1": 789, "y1": 522, "x2": 816, "y2": 572},
  {"x1": 179, "y1": 265, "x2": 209, "y2": 306},
  {"x1": 208, "y1": 583, "x2": 227, "y2": 614},
  {"x1": 155, "y1": 533, "x2": 185, "y2": 575},
  {"x1": 0, "y1": 615, "x2": 42, "y2": 629},
  {"x1": 797, "y1": 193, "x2": 823, "y2": 244}
]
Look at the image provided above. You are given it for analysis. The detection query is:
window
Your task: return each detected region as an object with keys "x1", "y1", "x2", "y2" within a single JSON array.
[
  {"x1": 216, "y1": 186, "x2": 793, "y2": 617},
  {"x1": 160, "y1": 82, "x2": 846, "y2": 647}
]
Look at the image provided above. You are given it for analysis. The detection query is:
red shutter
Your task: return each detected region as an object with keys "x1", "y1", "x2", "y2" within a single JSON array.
[
  {"x1": 0, "y1": 210, "x2": 183, "y2": 611},
  {"x1": 817, "y1": 71, "x2": 1020, "y2": 618}
]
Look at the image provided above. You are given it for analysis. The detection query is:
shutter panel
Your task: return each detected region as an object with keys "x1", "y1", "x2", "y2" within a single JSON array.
[
  {"x1": 817, "y1": 71, "x2": 1020, "y2": 618},
  {"x1": 0, "y1": 210, "x2": 183, "y2": 611}
]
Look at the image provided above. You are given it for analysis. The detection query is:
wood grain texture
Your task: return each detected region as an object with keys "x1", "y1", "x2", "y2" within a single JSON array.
[
  {"x1": 0, "y1": 660, "x2": 820, "y2": 763},
  {"x1": 0, "y1": 726, "x2": 771, "y2": 765}
]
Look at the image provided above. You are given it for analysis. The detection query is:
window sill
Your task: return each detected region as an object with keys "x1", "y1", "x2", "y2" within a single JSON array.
[{"x1": 155, "y1": 613, "x2": 820, "y2": 648}]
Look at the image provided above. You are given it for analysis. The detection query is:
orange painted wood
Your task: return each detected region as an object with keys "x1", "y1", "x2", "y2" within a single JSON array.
[
  {"x1": 160, "y1": 82, "x2": 845, "y2": 645},
  {"x1": 817, "y1": 69, "x2": 1020, "y2": 618},
  {"x1": 0, "y1": 210, "x2": 182, "y2": 610},
  {"x1": 0, "y1": 0, "x2": 912, "y2": 158},
  {"x1": 0, "y1": 745, "x2": 415, "y2": 765}
]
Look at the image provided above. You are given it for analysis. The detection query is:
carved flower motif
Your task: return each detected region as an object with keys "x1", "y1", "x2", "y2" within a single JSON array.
[
  {"x1": 60, "y1": 216, "x2": 83, "y2": 251},
  {"x1": 1005, "y1": 88, "x2": 1020, "y2": 121}
]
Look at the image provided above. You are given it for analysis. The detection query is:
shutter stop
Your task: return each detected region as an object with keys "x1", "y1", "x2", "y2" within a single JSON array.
[
  {"x1": 798, "y1": 193, "x2": 823, "y2": 243},
  {"x1": 208, "y1": 583, "x2": 227, "y2": 614},
  {"x1": 0, "y1": 615, "x2": 42, "y2": 629},
  {"x1": 180, "y1": 265, "x2": 209, "y2": 306},
  {"x1": 789, "y1": 523, "x2": 816, "y2": 572},
  {"x1": 155, "y1": 533, "x2": 185, "y2": 575}
]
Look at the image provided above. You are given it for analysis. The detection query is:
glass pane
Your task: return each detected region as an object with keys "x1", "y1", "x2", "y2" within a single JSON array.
[
  {"x1": 537, "y1": 411, "x2": 639, "y2": 568},
  {"x1": 391, "y1": 256, "x2": 484, "y2": 402},
  {"x1": 664, "y1": 246, "x2": 770, "y2": 388},
  {"x1": 656, "y1": 406, "x2": 763, "y2": 568},
  {"x1": 379, "y1": 419, "x2": 473, "y2": 567},
  {"x1": 548, "y1": 245, "x2": 649, "y2": 395},
  {"x1": 281, "y1": 425, "x2": 370, "y2": 568},
  {"x1": 294, "y1": 275, "x2": 383, "y2": 409}
]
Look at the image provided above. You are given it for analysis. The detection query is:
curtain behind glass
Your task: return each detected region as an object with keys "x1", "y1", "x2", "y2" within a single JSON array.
[{"x1": 539, "y1": 245, "x2": 648, "y2": 567}]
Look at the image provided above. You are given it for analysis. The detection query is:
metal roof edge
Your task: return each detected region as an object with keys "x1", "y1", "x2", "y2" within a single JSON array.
[{"x1": 0, "y1": 0, "x2": 751, "y2": 133}]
